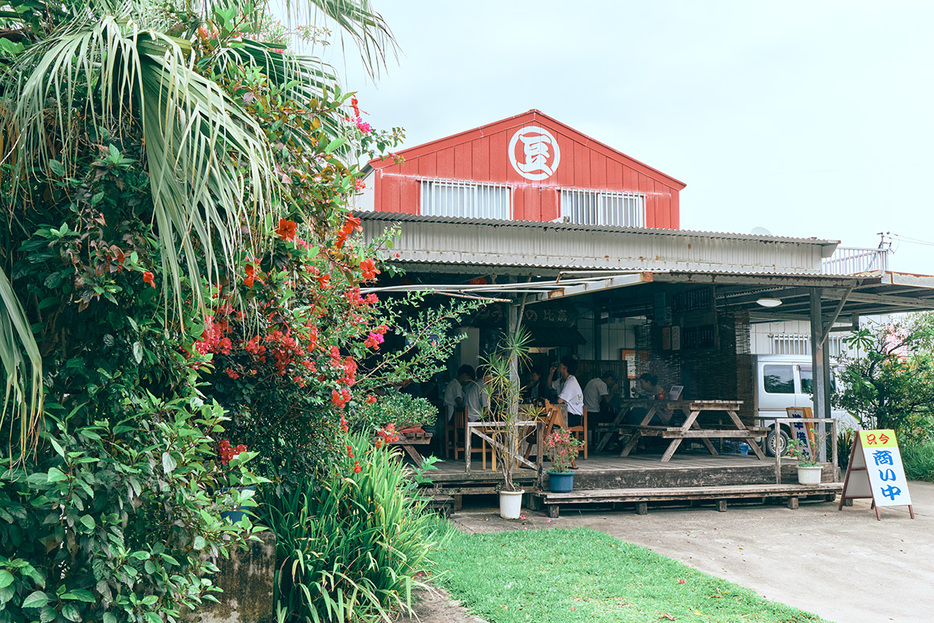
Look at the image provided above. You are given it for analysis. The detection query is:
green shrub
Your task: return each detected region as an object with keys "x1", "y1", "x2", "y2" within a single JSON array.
[
  {"x1": 346, "y1": 390, "x2": 438, "y2": 433},
  {"x1": 901, "y1": 440, "x2": 934, "y2": 482},
  {"x1": 261, "y1": 433, "x2": 438, "y2": 622},
  {"x1": 0, "y1": 398, "x2": 260, "y2": 623}
]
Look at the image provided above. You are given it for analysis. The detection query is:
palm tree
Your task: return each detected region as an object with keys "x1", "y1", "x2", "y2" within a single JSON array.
[{"x1": 0, "y1": 0, "x2": 396, "y2": 451}]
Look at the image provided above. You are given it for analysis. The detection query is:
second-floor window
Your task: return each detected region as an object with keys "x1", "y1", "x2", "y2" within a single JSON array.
[
  {"x1": 420, "y1": 179, "x2": 512, "y2": 220},
  {"x1": 560, "y1": 189, "x2": 645, "y2": 227}
]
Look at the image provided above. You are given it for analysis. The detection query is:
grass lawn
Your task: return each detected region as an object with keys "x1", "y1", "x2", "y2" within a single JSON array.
[{"x1": 428, "y1": 526, "x2": 831, "y2": 623}]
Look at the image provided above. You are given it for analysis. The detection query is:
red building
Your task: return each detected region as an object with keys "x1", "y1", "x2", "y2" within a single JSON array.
[{"x1": 360, "y1": 109, "x2": 685, "y2": 229}]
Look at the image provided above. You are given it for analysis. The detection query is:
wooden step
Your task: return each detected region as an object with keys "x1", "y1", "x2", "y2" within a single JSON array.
[{"x1": 533, "y1": 483, "x2": 842, "y2": 517}]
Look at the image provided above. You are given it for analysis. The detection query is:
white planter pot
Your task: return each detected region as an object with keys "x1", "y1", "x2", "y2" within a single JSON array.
[
  {"x1": 797, "y1": 465, "x2": 823, "y2": 485},
  {"x1": 499, "y1": 489, "x2": 525, "y2": 519}
]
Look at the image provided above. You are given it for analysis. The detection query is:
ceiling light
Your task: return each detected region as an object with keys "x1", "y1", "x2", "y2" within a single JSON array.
[{"x1": 756, "y1": 298, "x2": 782, "y2": 308}]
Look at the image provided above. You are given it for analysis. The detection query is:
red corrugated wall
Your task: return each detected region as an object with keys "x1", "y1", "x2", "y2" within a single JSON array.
[{"x1": 368, "y1": 110, "x2": 684, "y2": 229}]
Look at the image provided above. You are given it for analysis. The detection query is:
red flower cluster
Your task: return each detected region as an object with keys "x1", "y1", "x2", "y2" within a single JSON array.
[
  {"x1": 276, "y1": 218, "x2": 297, "y2": 241},
  {"x1": 373, "y1": 423, "x2": 400, "y2": 449},
  {"x1": 194, "y1": 315, "x2": 233, "y2": 355},
  {"x1": 244, "y1": 263, "x2": 264, "y2": 288},
  {"x1": 360, "y1": 258, "x2": 379, "y2": 281},
  {"x1": 363, "y1": 332, "x2": 384, "y2": 350},
  {"x1": 334, "y1": 215, "x2": 361, "y2": 251},
  {"x1": 332, "y1": 387, "x2": 352, "y2": 409},
  {"x1": 218, "y1": 439, "x2": 247, "y2": 466}
]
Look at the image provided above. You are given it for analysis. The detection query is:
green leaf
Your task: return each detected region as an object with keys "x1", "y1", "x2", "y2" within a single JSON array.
[
  {"x1": 79, "y1": 515, "x2": 95, "y2": 531},
  {"x1": 61, "y1": 604, "x2": 81, "y2": 622},
  {"x1": 161, "y1": 452, "x2": 177, "y2": 474},
  {"x1": 104, "y1": 613, "x2": 117, "y2": 623},
  {"x1": 22, "y1": 590, "x2": 50, "y2": 608},
  {"x1": 141, "y1": 595, "x2": 158, "y2": 606},
  {"x1": 47, "y1": 467, "x2": 67, "y2": 483},
  {"x1": 144, "y1": 612, "x2": 161, "y2": 623},
  {"x1": 0, "y1": 571, "x2": 12, "y2": 589},
  {"x1": 49, "y1": 438, "x2": 65, "y2": 458},
  {"x1": 132, "y1": 342, "x2": 143, "y2": 364},
  {"x1": 61, "y1": 589, "x2": 94, "y2": 602},
  {"x1": 48, "y1": 160, "x2": 65, "y2": 177},
  {"x1": 324, "y1": 137, "x2": 347, "y2": 153},
  {"x1": 193, "y1": 536, "x2": 206, "y2": 550}
]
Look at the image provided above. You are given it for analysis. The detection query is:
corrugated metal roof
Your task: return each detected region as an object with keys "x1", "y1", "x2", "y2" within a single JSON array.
[
  {"x1": 359, "y1": 211, "x2": 837, "y2": 275},
  {"x1": 357, "y1": 211, "x2": 838, "y2": 247}
]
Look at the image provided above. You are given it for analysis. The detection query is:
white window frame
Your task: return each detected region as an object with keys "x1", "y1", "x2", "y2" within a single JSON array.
[
  {"x1": 559, "y1": 188, "x2": 645, "y2": 227},
  {"x1": 419, "y1": 179, "x2": 512, "y2": 220},
  {"x1": 769, "y1": 334, "x2": 845, "y2": 358}
]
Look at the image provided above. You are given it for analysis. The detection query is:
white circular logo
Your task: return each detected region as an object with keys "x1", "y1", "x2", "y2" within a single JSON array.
[{"x1": 508, "y1": 126, "x2": 561, "y2": 181}]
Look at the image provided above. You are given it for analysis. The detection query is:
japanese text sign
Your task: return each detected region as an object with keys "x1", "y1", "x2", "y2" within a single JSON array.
[{"x1": 859, "y1": 430, "x2": 912, "y2": 507}]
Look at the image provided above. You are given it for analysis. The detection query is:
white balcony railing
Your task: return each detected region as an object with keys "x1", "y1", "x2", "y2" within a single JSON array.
[{"x1": 822, "y1": 246, "x2": 890, "y2": 275}]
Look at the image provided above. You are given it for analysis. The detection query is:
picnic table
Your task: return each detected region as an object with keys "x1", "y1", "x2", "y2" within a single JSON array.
[
  {"x1": 387, "y1": 430, "x2": 433, "y2": 466},
  {"x1": 612, "y1": 399, "x2": 769, "y2": 462}
]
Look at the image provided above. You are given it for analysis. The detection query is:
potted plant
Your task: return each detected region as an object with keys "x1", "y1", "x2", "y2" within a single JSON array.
[
  {"x1": 544, "y1": 428, "x2": 584, "y2": 492},
  {"x1": 215, "y1": 440, "x2": 258, "y2": 522},
  {"x1": 482, "y1": 329, "x2": 533, "y2": 519},
  {"x1": 786, "y1": 437, "x2": 823, "y2": 485}
]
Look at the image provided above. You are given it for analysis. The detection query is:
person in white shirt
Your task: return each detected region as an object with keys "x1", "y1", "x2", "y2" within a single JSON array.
[
  {"x1": 443, "y1": 365, "x2": 472, "y2": 422},
  {"x1": 555, "y1": 355, "x2": 584, "y2": 426},
  {"x1": 584, "y1": 371, "x2": 616, "y2": 420},
  {"x1": 463, "y1": 367, "x2": 490, "y2": 422}
]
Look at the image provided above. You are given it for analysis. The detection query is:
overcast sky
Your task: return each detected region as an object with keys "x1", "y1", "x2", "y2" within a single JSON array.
[{"x1": 310, "y1": 1, "x2": 934, "y2": 274}]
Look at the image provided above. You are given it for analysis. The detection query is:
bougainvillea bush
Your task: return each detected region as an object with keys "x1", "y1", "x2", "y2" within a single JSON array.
[{"x1": 0, "y1": 2, "x2": 468, "y2": 623}]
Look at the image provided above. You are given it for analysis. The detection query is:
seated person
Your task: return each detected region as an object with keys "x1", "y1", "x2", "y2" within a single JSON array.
[
  {"x1": 627, "y1": 373, "x2": 674, "y2": 426},
  {"x1": 584, "y1": 371, "x2": 617, "y2": 428},
  {"x1": 464, "y1": 366, "x2": 490, "y2": 422}
]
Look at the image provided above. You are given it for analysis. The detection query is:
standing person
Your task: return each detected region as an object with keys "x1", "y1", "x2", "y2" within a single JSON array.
[
  {"x1": 554, "y1": 355, "x2": 584, "y2": 467},
  {"x1": 555, "y1": 355, "x2": 584, "y2": 426},
  {"x1": 464, "y1": 366, "x2": 490, "y2": 422},
  {"x1": 584, "y1": 371, "x2": 616, "y2": 425}
]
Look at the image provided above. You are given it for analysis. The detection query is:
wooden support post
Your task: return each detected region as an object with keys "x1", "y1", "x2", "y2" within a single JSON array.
[
  {"x1": 547, "y1": 505, "x2": 559, "y2": 519},
  {"x1": 636, "y1": 502, "x2": 648, "y2": 515},
  {"x1": 717, "y1": 500, "x2": 728, "y2": 512},
  {"x1": 787, "y1": 496, "x2": 800, "y2": 510}
]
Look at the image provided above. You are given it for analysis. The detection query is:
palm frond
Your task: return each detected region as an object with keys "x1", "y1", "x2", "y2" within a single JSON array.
[
  {"x1": 0, "y1": 267, "x2": 42, "y2": 454},
  {"x1": 268, "y1": 0, "x2": 398, "y2": 78}
]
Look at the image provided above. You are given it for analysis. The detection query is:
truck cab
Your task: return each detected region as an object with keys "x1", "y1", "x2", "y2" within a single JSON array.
[{"x1": 755, "y1": 354, "x2": 857, "y2": 455}]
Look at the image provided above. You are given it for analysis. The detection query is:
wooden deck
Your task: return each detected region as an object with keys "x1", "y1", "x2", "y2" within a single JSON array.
[{"x1": 416, "y1": 446, "x2": 841, "y2": 513}]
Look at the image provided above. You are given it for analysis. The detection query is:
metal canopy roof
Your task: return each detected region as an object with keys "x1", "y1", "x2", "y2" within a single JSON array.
[{"x1": 360, "y1": 212, "x2": 934, "y2": 320}]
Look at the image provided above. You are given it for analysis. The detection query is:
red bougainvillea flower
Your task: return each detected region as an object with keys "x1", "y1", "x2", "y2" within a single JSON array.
[
  {"x1": 360, "y1": 258, "x2": 379, "y2": 281},
  {"x1": 354, "y1": 178, "x2": 366, "y2": 191},
  {"x1": 218, "y1": 440, "x2": 247, "y2": 466},
  {"x1": 275, "y1": 218, "x2": 297, "y2": 241},
  {"x1": 351, "y1": 96, "x2": 360, "y2": 118},
  {"x1": 366, "y1": 394, "x2": 377, "y2": 404},
  {"x1": 244, "y1": 264, "x2": 264, "y2": 287},
  {"x1": 143, "y1": 271, "x2": 155, "y2": 288}
]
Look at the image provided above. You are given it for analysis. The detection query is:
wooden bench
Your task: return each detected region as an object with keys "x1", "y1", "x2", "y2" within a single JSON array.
[
  {"x1": 621, "y1": 424, "x2": 770, "y2": 439},
  {"x1": 533, "y1": 483, "x2": 843, "y2": 517}
]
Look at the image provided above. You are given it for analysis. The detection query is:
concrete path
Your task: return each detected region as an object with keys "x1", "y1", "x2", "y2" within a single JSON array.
[{"x1": 451, "y1": 482, "x2": 934, "y2": 623}]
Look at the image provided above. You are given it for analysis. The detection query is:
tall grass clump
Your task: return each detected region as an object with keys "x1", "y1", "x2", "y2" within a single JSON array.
[
  {"x1": 261, "y1": 433, "x2": 441, "y2": 622},
  {"x1": 901, "y1": 439, "x2": 934, "y2": 482}
]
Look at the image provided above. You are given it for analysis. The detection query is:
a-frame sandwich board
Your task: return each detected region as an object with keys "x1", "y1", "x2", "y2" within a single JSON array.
[{"x1": 839, "y1": 429, "x2": 913, "y2": 520}]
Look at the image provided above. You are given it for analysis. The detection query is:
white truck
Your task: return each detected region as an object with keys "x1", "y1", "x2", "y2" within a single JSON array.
[{"x1": 754, "y1": 354, "x2": 858, "y2": 455}]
